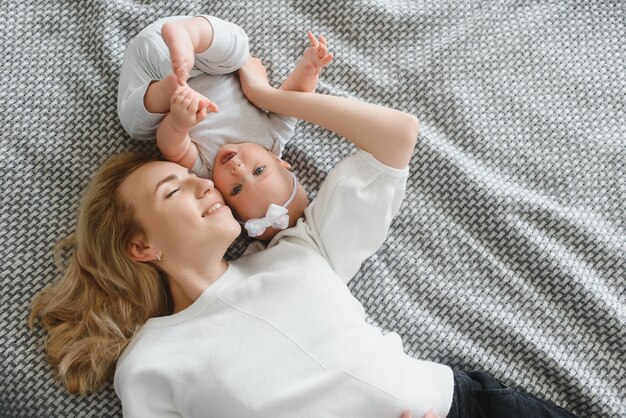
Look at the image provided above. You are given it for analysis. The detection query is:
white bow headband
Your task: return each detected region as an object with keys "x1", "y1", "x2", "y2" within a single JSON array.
[{"x1": 240, "y1": 171, "x2": 298, "y2": 238}]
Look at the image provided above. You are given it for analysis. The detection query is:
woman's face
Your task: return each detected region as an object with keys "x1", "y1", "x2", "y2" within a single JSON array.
[{"x1": 118, "y1": 160, "x2": 241, "y2": 262}]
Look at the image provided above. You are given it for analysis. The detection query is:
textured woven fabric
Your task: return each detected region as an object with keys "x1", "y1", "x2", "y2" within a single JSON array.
[{"x1": 1, "y1": 0, "x2": 624, "y2": 417}]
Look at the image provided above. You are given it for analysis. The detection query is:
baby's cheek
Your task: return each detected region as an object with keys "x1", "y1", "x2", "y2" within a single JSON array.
[
  {"x1": 212, "y1": 177, "x2": 231, "y2": 203},
  {"x1": 213, "y1": 180, "x2": 227, "y2": 198},
  {"x1": 229, "y1": 196, "x2": 256, "y2": 221}
]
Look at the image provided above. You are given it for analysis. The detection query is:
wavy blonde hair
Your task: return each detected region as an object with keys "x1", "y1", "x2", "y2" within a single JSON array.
[{"x1": 29, "y1": 152, "x2": 173, "y2": 395}]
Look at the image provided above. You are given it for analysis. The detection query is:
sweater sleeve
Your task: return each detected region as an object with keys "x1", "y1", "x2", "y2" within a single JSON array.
[{"x1": 302, "y1": 150, "x2": 409, "y2": 283}]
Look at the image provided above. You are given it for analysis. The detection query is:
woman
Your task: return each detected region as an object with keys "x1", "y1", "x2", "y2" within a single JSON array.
[{"x1": 30, "y1": 57, "x2": 576, "y2": 417}]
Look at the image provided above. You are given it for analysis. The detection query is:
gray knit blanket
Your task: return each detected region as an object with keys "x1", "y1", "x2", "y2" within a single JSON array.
[{"x1": 1, "y1": 1, "x2": 624, "y2": 416}]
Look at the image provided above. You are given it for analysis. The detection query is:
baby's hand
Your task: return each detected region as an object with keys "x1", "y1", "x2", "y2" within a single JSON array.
[
  {"x1": 280, "y1": 32, "x2": 333, "y2": 93},
  {"x1": 169, "y1": 85, "x2": 218, "y2": 131},
  {"x1": 301, "y1": 31, "x2": 333, "y2": 76}
]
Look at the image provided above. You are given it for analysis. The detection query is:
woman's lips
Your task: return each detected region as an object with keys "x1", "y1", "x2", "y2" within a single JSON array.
[{"x1": 202, "y1": 202, "x2": 226, "y2": 217}]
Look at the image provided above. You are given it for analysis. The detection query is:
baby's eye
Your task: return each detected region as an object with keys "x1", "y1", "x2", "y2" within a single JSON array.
[
  {"x1": 231, "y1": 184, "x2": 242, "y2": 196},
  {"x1": 253, "y1": 166, "x2": 266, "y2": 175},
  {"x1": 166, "y1": 188, "x2": 180, "y2": 198}
]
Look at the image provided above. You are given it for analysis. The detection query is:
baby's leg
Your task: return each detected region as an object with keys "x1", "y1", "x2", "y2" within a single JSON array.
[
  {"x1": 143, "y1": 73, "x2": 179, "y2": 114},
  {"x1": 118, "y1": 17, "x2": 190, "y2": 140},
  {"x1": 161, "y1": 17, "x2": 215, "y2": 85}
]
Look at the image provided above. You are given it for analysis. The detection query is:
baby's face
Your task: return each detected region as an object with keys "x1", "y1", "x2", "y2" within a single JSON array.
[{"x1": 212, "y1": 143, "x2": 306, "y2": 238}]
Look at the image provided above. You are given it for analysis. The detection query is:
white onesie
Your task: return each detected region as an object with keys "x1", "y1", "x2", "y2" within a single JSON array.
[{"x1": 117, "y1": 15, "x2": 297, "y2": 178}]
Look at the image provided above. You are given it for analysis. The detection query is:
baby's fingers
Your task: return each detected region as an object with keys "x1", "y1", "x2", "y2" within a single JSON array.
[
  {"x1": 321, "y1": 52, "x2": 333, "y2": 66},
  {"x1": 197, "y1": 106, "x2": 208, "y2": 121},
  {"x1": 307, "y1": 31, "x2": 319, "y2": 47},
  {"x1": 204, "y1": 100, "x2": 219, "y2": 113},
  {"x1": 184, "y1": 94, "x2": 197, "y2": 113},
  {"x1": 171, "y1": 87, "x2": 187, "y2": 106},
  {"x1": 317, "y1": 42, "x2": 328, "y2": 58}
]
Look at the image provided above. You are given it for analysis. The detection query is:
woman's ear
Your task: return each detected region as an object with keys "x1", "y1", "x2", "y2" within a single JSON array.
[{"x1": 127, "y1": 234, "x2": 158, "y2": 262}]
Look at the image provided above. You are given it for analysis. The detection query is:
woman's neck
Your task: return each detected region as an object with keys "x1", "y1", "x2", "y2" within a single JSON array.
[{"x1": 165, "y1": 258, "x2": 230, "y2": 314}]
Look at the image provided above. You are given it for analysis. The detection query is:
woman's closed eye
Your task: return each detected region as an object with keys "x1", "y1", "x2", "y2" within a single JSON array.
[
  {"x1": 161, "y1": 171, "x2": 196, "y2": 199},
  {"x1": 165, "y1": 188, "x2": 180, "y2": 199}
]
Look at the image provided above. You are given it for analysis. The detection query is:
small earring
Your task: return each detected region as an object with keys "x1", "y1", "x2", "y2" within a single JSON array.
[{"x1": 155, "y1": 252, "x2": 162, "y2": 261}]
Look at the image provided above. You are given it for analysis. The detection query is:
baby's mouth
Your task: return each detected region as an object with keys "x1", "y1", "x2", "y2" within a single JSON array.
[{"x1": 221, "y1": 151, "x2": 237, "y2": 165}]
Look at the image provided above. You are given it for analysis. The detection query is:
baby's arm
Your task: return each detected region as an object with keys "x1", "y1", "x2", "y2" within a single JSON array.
[
  {"x1": 280, "y1": 32, "x2": 333, "y2": 93},
  {"x1": 156, "y1": 85, "x2": 218, "y2": 168},
  {"x1": 264, "y1": 32, "x2": 332, "y2": 151},
  {"x1": 240, "y1": 57, "x2": 418, "y2": 169}
]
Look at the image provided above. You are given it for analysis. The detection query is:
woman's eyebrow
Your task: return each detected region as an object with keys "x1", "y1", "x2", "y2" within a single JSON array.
[{"x1": 154, "y1": 174, "x2": 178, "y2": 194}]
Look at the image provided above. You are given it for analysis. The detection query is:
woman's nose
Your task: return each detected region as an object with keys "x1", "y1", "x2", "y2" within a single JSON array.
[{"x1": 196, "y1": 178, "x2": 214, "y2": 197}]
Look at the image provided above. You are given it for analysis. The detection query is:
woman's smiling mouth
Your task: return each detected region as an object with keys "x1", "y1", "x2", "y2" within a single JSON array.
[{"x1": 202, "y1": 203, "x2": 224, "y2": 217}]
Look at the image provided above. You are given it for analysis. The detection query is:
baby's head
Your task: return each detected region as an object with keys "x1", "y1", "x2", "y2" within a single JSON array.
[{"x1": 212, "y1": 143, "x2": 308, "y2": 241}]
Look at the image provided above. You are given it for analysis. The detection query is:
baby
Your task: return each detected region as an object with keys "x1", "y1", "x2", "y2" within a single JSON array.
[{"x1": 117, "y1": 15, "x2": 332, "y2": 240}]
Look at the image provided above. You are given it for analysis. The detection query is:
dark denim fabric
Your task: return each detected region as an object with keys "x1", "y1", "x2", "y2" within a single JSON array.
[{"x1": 447, "y1": 370, "x2": 578, "y2": 418}]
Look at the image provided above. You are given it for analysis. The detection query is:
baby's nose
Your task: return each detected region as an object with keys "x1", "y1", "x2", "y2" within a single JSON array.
[{"x1": 230, "y1": 157, "x2": 243, "y2": 172}]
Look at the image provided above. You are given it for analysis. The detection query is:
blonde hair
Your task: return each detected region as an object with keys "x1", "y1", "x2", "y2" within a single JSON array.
[{"x1": 29, "y1": 152, "x2": 173, "y2": 395}]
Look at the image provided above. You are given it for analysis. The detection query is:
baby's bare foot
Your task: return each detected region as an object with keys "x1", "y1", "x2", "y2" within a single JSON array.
[{"x1": 162, "y1": 22, "x2": 195, "y2": 85}]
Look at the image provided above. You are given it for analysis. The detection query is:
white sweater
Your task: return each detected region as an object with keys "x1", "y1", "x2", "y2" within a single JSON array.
[{"x1": 114, "y1": 151, "x2": 454, "y2": 418}]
